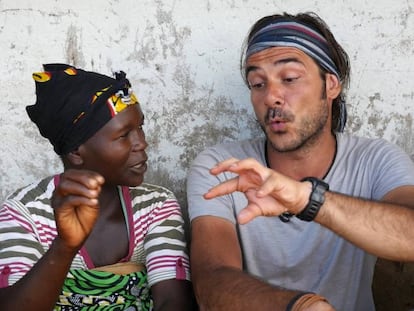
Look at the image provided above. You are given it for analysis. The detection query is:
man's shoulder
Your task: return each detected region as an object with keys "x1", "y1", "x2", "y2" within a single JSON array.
[
  {"x1": 337, "y1": 133, "x2": 401, "y2": 155},
  {"x1": 197, "y1": 137, "x2": 266, "y2": 160},
  {"x1": 337, "y1": 132, "x2": 382, "y2": 144}
]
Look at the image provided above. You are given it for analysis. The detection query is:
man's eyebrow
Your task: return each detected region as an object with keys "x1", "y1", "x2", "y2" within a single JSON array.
[
  {"x1": 245, "y1": 65, "x2": 259, "y2": 76},
  {"x1": 246, "y1": 57, "x2": 304, "y2": 76},
  {"x1": 276, "y1": 57, "x2": 303, "y2": 66}
]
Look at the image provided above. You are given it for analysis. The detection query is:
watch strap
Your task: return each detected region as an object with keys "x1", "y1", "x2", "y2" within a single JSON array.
[{"x1": 296, "y1": 177, "x2": 329, "y2": 221}]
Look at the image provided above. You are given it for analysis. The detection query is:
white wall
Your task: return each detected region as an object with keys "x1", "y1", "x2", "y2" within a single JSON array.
[{"x1": 1, "y1": 0, "x2": 413, "y2": 205}]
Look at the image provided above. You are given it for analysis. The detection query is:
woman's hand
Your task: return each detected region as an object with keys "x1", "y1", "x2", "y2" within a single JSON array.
[{"x1": 52, "y1": 169, "x2": 104, "y2": 250}]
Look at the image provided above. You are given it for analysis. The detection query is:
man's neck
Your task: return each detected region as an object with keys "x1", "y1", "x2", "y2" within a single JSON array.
[{"x1": 265, "y1": 132, "x2": 337, "y2": 180}]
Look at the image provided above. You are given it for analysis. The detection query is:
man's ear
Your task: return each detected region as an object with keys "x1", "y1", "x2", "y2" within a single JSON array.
[
  {"x1": 66, "y1": 148, "x2": 84, "y2": 166},
  {"x1": 325, "y1": 73, "x2": 341, "y2": 100}
]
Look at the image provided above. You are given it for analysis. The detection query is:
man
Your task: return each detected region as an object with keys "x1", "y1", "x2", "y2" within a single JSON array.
[
  {"x1": 187, "y1": 12, "x2": 414, "y2": 311},
  {"x1": 0, "y1": 64, "x2": 196, "y2": 310}
]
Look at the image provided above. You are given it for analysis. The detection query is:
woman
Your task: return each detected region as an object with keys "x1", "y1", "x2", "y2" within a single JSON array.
[{"x1": 0, "y1": 64, "x2": 195, "y2": 310}]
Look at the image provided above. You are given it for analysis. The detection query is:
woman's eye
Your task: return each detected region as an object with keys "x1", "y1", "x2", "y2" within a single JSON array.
[{"x1": 120, "y1": 131, "x2": 130, "y2": 138}]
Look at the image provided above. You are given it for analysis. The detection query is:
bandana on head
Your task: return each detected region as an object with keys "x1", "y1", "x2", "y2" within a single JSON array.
[
  {"x1": 245, "y1": 20, "x2": 347, "y2": 132},
  {"x1": 27, "y1": 64, "x2": 139, "y2": 155},
  {"x1": 246, "y1": 20, "x2": 340, "y2": 79}
]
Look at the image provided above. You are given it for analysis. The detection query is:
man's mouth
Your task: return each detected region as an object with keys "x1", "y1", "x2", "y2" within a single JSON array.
[
  {"x1": 266, "y1": 108, "x2": 292, "y2": 124},
  {"x1": 269, "y1": 108, "x2": 283, "y2": 119}
]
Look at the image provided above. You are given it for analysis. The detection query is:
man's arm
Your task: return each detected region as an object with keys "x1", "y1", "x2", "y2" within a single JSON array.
[
  {"x1": 151, "y1": 279, "x2": 197, "y2": 311},
  {"x1": 190, "y1": 216, "x2": 334, "y2": 311},
  {"x1": 315, "y1": 185, "x2": 414, "y2": 261},
  {"x1": 205, "y1": 158, "x2": 414, "y2": 261}
]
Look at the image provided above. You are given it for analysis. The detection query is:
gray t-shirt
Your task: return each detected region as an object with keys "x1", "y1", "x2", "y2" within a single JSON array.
[{"x1": 187, "y1": 133, "x2": 414, "y2": 311}]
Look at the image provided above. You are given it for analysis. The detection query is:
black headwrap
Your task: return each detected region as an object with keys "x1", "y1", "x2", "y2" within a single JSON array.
[{"x1": 26, "y1": 64, "x2": 138, "y2": 155}]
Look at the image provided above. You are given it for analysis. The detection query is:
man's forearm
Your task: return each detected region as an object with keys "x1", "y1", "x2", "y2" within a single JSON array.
[
  {"x1": 315, "y1": 191, "x2": 414, "y2": 261},
  {"x1": 194, "y1": 266, "x2": 301, "y2": 311}
]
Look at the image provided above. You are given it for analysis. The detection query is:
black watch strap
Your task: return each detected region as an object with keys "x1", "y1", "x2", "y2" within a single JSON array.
[{"x1": 296, "y1": 177, "x2": 329, "y2": 222}]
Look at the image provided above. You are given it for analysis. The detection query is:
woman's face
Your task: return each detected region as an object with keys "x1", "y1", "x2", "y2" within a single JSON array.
[{"x1": 78, "y1": 104, "x2": 148, "y2": 187}]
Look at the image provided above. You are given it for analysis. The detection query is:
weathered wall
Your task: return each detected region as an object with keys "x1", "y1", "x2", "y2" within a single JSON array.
[{"x1": 1, "y1": 0, "x2": 413, "y2": 207}]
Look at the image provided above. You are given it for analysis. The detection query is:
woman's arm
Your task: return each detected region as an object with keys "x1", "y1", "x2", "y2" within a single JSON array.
[{"x1": 0, "y1": 169, "x2": 104, "y2": 310}]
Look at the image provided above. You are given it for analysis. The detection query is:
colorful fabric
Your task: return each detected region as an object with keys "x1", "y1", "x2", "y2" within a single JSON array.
[
  {"x1": 27, "y1": 64, "x2": 139, "y2": 155},
  {"x1": 56, "y1": 269, "x2": 152, "y2": 311},
  {"x1": 0, "y1": 179, "x2": 190, "y2": 310}
]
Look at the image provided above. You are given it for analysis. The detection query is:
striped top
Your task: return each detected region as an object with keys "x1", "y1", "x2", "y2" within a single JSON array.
[{"x1": 0, "y1": 176, "x2": 190, "y2": 297}]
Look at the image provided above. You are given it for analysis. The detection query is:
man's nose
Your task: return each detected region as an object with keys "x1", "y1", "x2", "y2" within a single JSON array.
[{"x1": 264, "y1": 82, "x2": 284, "y2": 108}]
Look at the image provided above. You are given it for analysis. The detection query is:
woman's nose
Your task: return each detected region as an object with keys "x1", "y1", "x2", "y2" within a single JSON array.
[{"x1": 131, "y1": 128, "x2": 148, "y2": 151}]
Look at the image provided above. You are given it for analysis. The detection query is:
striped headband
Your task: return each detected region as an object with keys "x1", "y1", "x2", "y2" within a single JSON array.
[{"x1": 246, "y1": 21, "x2": 340, "y2": 80}]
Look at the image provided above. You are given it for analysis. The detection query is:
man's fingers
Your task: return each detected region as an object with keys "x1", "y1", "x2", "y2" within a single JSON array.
[
  {"x1": 209, "y1": 158, "x2": 240, "y2": 175},
  {"x1": 210, "y1": 157, "x2": 269, "y2": 181},
  {"x1": 203, "y1": 177, "x2": 239, "y2": 199},
  {"x1": 237, "y1": 204, "x2": 264, "y2": 224}
]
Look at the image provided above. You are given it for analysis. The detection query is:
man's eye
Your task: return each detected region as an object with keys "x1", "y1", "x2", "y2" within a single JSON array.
[
  {"x1": 250, "y1": 82, "x2": 265, "y2": 89},
  {"x1": 283, "y1": 77, "x2": 299, "y2": 83}
]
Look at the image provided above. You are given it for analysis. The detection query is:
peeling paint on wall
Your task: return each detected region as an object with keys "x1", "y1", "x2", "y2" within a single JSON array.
[
  {"x1": 65, "y1": 25, "x2": 85, "y2": 67},
  {"x1": 0, "y1": 0, "x2": 413, "y2": 208}
]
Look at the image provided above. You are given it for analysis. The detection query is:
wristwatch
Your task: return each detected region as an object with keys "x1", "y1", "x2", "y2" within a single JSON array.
[{"x1": 296, "y1": 177, "x2": 329, "y2": 221}]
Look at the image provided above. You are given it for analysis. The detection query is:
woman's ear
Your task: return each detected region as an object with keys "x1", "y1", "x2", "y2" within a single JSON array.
[
  {"x1": 66, "y1": 148, "x2": 84, "y2": 166},
  {"x1": 325, "y1": 73, "x2": 341, "y2": 100}
]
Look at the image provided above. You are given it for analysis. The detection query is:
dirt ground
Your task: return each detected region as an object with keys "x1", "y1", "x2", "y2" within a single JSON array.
[{"x1": 373, "y1": 259, "x2": 414, "y2": 311}]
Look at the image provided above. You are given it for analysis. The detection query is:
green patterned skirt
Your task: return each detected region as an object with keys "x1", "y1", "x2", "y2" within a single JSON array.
[{"x1": 54, "y1": 268, "x2": 153, "y2": 311}]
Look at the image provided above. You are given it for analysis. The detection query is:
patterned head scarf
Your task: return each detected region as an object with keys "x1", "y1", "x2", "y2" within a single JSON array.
[
  {"x1": 27, "y1": 64, "x2": 139, "y2": 155},
  {"x1": 245, "y1": 19, "x2": 347, "y2": 132}
]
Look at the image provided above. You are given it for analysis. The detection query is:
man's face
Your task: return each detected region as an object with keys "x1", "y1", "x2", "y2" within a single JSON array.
[
  {"x1": 246, "y1": 46, "x2": 331, "y2": 153},
  {"x1": 78, "y1": 104, "x2": 148, "y2": 187}
]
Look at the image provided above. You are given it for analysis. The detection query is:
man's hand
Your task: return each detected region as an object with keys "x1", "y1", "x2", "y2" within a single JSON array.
[
  {"x1": 52, "y1": 169, "x2": 104, "y2": 250},
  {"x1": 204, "y1": 158, "x2": 310, "y2": 224}
]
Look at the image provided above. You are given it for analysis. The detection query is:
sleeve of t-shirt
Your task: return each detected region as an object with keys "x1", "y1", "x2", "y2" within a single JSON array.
[
  {"x1": 143, "y1": 192, "x2": 191, "y2": 287},
  {"x1": 0, "y1": 199, "x2": 45, "y2": 287},
  {"x1": 370, "y1": 139, "x2": 414, "y2": 200},
  {"x1": 186, "y1": 146, "x2": 238, "y2": 224}
]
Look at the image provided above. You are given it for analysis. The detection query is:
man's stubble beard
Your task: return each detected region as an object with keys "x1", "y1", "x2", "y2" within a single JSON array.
[{"x1": 263, "y1": 98, "x2": 330, "y2": 154}]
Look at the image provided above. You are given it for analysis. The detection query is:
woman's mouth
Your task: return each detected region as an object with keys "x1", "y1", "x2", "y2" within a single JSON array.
[{"x1": 130, "y1": 161, "x2": 147, "y2": 173}]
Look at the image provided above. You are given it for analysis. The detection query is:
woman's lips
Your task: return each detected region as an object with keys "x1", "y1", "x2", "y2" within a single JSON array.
[{"x1": 130, "y1": 161, "x2": 147, "y2": 173}]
